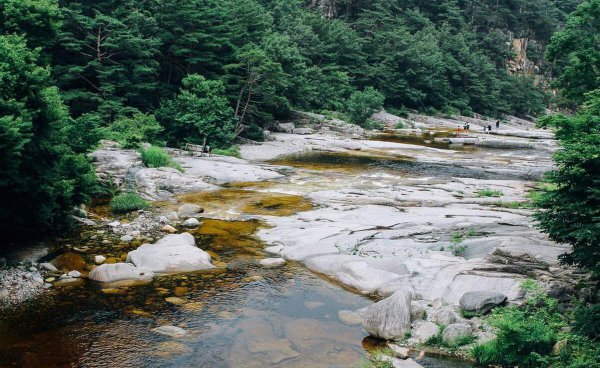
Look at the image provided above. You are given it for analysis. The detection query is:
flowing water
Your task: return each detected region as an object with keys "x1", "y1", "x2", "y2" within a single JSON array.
[{"x1": 0, "y1": 150, "x2": 481, "y2": 368}]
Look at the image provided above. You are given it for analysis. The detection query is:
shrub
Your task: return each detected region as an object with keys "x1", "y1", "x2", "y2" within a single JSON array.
[
  {"x1": 212, "y1": 146, "x2": 241, "y2": 158},
  {"x1": 346, "y1": 87, "x2": 385, "y2": 128},
  {"x1": 241, "y1": 123, "x2": 265, "y2": 142},
  {"x1": 140, "y1": 146, "x2": 182, "y2": 171},
  {"x1": 472, "y1": 281, "x2": 564, "y2": 367},
  {"x1": 477, "y1": 189, "x2": 503, "y2": 197},
  {"x1": 110, "y1": 193, "x2": 149, "y2": 213},
  {"x1": 108, "y1": 112, "x2": 163, "y2": 148}
]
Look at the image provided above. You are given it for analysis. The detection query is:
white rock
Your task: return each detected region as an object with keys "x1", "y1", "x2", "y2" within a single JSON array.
[
  {"x1": 362, "y1": 290, "x2": 412, "y2": 340},
  {"x1": 410, "y1": 300, "x2": 427, "y2": 321},
  {"x1": 182, "y1": 218, "x2": 200, "y2": 228},
  {"x1": 412, "y1": 321, "x2": 439, "y2": 343},
  {"x1": 67, "y1": 270, "x2": 82, "y2": 278},
  {"x1": 336, "y1": 261, "x2": 405, "y2": 294},
  {"x1": 431, "y1": 306, "x2": 460, "y2": 326},
  {"x1": 94, "y1": 255, "x2": 107, "y2": 265},
  {"x1": 259, "y1": 258, "x2": 286, "y2": 268},
  {"x1": 120, "y1": 235, "x2": 133, "y2": 242},
  {"x1": 167, "y1": 211, "x2": 179, "y2": 221},
  {"x1": 442, "y1": 323, "x2": 472, "y2": 345},
  {"x1": 40, "y1": 262, "x2": 58, "y2": 272},
  {"x1": 108, "y1": 221, "x2": 120, "y2": 227},
  {"x1": 126, "y1": 232, "x2": 214, "y2": 273},
  {"x1": 88, "y1": 263, "x2": 154, "y2": 283},
  {"x1": 152, "y1": 325, "x2": 187, "y2": 338}
]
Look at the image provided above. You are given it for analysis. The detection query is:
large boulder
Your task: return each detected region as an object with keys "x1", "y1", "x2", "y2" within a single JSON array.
[
  {"x1": 277, "y1": 123, "x2": 295, "y2": 133},
  {"x1": 126, "y1": 232, "x2": 214, "y2": 273},
  {"x1": 459, "y1": 291, "x2": 507, "y2": 314},
  {"x1": 442, "y1": 323, "x2": 472, "y2": 345},
  {"x1": 89, "y1": 263, "x2": 154, "y2": 283},
  {"x1": 431, "y1": 306, "x2": 460, "y2": 326},
  {"x1": 412, "y1": 321, "x2": 439, "y2": 343},
  {"x1": 362, "y1": 290, "x2": 412, "y2": 340}
]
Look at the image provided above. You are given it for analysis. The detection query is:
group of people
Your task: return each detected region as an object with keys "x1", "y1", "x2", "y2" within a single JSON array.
[{"x1": 457, "y1": 120, "x2": 501, "y2": 133}]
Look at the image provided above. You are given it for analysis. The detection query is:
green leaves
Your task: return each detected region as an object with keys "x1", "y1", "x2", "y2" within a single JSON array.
[
  {"x1": 157, "y1": 74, "x2": 236, "y2": 149},
  {"x1": 345, "y1": 87, "x2": 385, "y2": 127},
  {"x1": 546, "y1": 0, "x2": 600, "y2": 108}
]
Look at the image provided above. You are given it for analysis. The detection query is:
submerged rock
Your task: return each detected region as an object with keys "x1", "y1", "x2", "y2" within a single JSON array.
[
  {"x1": 126, "y1": 232, "x2": 214, "y2": 273},
  {"x1": 459, "y1": 291, "x2": 507, "y2": 314},
  {"x1": 338, "y1": 310, "x2": 363, "y2": 326},
  {"x1": 152, "y1": 325, "x2": 187, "y2": 338},
  {"x1": 178, "y1": 204, "x2": 204, "y2": 217},
  {"x1": 362, "y1": 290, "x2": 412, "y2": 340},
  {"x1": 88, "y1": 263, "x2": 154, "y2": 283}
]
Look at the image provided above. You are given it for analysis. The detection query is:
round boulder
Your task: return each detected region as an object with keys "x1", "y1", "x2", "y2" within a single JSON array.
[{"x1": 459, "y1": 291, "x2": 507, "y2": 314}]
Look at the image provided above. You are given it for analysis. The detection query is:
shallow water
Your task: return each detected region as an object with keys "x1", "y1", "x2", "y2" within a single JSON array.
[
  {"x1": 271, "y1": 151, "x2": 513, "y2": 180},
  {"x1": 369, "y1": 131, "x2": 477, "y2": 151},
  {"x1": 0, "y1": 221, "x2": 373, "y2": 368}
]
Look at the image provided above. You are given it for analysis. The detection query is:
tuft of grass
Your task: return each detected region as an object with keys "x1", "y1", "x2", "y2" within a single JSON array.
[
  {"x1": 140, "y1": 146, "x2": 183, "y2": 171},
  {"x1": 490, "y1": 201, "x2": 531, "y2": 209},
  {"x1": 394, "y1": 121, "x2": 406, "y2": 129},
  {"x1": 477, "y1": 188, "x2": 504, "y2": 197},
  {"x1": 111, "y1": 193, "x2": 149, "y2": 213},
  {"x1": 212, "y1": 146, "x2": 241, "y2": 158}
]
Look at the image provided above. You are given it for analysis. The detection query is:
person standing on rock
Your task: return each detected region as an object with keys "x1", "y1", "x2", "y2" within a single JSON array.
[
  {"x1": 487, "y1": 124, "x2": 492, "y2": 133},
  {"x1": 496, "y1": 120, "x2": 500, "y2": 129}
]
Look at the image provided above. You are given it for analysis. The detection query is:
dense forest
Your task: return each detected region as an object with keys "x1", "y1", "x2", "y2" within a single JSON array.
[{"x1": 0, "y1": 0, "x2": 595, "y2": 237}]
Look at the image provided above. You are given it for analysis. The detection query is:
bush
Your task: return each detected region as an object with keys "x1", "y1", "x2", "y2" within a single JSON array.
[
  {"x1": 472, "y1": 281, "x2": 564, "y2": 367},
  {"x1": 110, "y1": 193, "x2": 149, "y2": 213},
  {"x1": 212, "y1": 146, "x2": 241, "y2": 158},
  {"x1": 140, "y1": 146, "x2": 182, "y2": 171},
  {"x1": 346, "y1": 87, "x2": 385, "y2": 128},
  {"x1": 241, "y1": 123, "x2": 265, "y2": 141},
  {"x1": 108, "y1": 112, "x2": 163, "y2": 148}
]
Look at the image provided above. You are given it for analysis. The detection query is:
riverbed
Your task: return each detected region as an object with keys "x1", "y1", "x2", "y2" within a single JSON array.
[{"x1": 1, "y1": 121, "x2": 560, "y2": 367}]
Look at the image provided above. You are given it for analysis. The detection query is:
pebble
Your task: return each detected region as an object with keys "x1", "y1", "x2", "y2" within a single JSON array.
[
  {"x1": 95, "y1": 255, "x2": 106, "y2": 264},
  {"x1": 28, "y1": 266, "x2": 37, "y2": 272},
  {"x1": 68, "y1": 270, "x2": 82, "y2": 278},
  {"x1": 120, "y1": 235, "x2": 133, "y2": 242},
  {"x1": 182, "y1": 218, "x2": 200, "y2": 228},
  {"x1": 162, "y1": 225, "x2": 177, "y2": 233},
  {"x1": 40, "y1": 262, "x2": 58, "y2": 272}
]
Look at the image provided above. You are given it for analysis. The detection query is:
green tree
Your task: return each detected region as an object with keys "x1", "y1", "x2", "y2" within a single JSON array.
[
  {"x1": 0, "y1": 34, "x2": 96, "y2": 241},
  {"x1": 157, "y1": 74, "x2": 236, "y2": 148},
  {"x1": 546, "y1": 0, "x2": 600, "y2": 108},
  {"x1": 535, "y1": 90, "x2": 600, "y2": 274},
  {"x1": 53, "y1": 0, "x2": 161, "y2": 120},
  {"x1": 345, "y1": 87, "x2": 384, "y2": 127},
  {"x1": 0, "y1": 0, "x2": 61, "y2": 50}
]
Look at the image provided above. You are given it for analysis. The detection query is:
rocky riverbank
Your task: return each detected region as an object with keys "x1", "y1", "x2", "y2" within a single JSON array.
[{"x1": 0, "y1": 110, "x2": 582, "y2": 366}]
